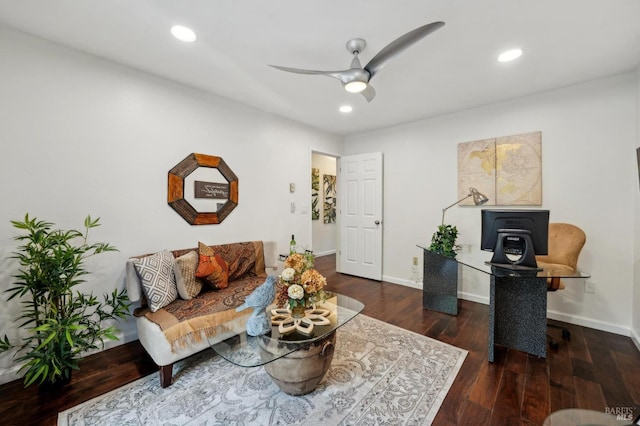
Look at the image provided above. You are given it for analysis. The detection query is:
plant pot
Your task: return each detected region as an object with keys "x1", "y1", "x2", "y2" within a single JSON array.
[
  {"x1": 422, "y1": 249, "x2": 459, "y2": 315},
  {"x1": 39, "y1": 369, "x2": 72, "y2": 392}
]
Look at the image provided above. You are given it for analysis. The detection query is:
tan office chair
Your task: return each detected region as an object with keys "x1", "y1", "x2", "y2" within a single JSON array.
[{"x1": 535, "y1": 223, "x2": 586, "y2": 349}]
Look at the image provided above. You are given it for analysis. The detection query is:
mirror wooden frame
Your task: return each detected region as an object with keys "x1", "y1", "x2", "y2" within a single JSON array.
[{"x1": 168, "y1": 153, "x2": 238, "y2": 225}]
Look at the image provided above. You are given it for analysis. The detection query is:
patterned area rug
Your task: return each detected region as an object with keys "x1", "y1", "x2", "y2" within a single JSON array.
[{"x1": 58, "y1": 315, "x2": 467, "y2": 425}]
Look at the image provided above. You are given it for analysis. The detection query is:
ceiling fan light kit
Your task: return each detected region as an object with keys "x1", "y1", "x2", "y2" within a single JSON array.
[
  {"x1": 344, "y1": 80, "x2": 367, "y2": 93},
  {"x1": 269, "y1": 21, "x2": 445, "y2": 102}
]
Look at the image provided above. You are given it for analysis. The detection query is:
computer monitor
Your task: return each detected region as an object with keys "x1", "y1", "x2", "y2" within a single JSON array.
[{"x1": 481, "y1": 209, "x2": 550, "y2": 270}]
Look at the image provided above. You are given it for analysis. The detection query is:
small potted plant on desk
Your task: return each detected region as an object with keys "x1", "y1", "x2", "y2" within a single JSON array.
[
  {"x1": 0, "y1": 214, "x2": 130, "y2": 388},
  {"x1": 428, "y1": 224, "x2": 459, "y2": 258}
]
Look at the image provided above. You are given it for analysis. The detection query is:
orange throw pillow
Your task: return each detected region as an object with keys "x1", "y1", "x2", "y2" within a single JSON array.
[{"x1": 195, "y1": 242, "x2": 229, "y2": 289}]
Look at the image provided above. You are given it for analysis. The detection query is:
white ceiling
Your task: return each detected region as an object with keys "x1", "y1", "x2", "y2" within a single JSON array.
[{"x1": 1, "y1": 0, "x2": 639, "y2": 136}]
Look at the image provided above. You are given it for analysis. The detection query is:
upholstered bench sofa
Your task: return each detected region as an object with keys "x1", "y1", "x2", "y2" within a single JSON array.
[{"x1": 125, "y1": 240, "x2": 278, "y2": 387}]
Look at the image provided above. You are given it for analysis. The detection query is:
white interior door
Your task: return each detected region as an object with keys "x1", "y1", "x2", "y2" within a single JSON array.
[{"x1": 337, "y1": 152, "x2": 383, "y2": 280}]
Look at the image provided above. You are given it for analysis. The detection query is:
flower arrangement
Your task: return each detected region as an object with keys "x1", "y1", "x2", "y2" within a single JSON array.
[{"x1": 277, "y1": 252, "x2": 327, "y2": 311}]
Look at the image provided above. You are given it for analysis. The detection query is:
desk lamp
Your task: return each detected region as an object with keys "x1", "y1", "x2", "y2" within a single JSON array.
[{"x1": 441, "y1": 187, "x2": 489, "y2": 226}]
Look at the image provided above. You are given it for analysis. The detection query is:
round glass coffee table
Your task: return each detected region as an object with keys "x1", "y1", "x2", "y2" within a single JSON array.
[{"x1": 208, "y1": 292, "x2": 364, "y2": 395}]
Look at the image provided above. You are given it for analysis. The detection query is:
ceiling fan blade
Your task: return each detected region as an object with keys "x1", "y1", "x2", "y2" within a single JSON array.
[
  {"x1": 364, "y1": 21, "x2": 445, "y2": 79},
  {"x1": 269, "y1": 65, "x2": 346, "y2": 80},
  {"x1": 361, "y1": 85, "x2": 376, "y2": 103}
]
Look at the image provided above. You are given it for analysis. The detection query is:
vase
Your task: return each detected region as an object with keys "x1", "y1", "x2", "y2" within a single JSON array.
[
  {"x1": 290, "y1": 305, "x2": 306, "y2": 319},
  {"x1": 260, "y1": 331, "x2": 336, "y2": 395},
  {"x1": 39, "y1": 368, "x2": 72, "y2": 392}
]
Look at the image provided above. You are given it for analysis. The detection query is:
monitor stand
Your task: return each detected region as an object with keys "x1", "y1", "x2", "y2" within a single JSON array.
[{"x1": 485, "y1": 229, "x2": 542, "y2": 272}]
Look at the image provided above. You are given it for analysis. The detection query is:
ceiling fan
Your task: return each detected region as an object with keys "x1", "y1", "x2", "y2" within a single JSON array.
[{"x1": 269, "y1": 21, "x2": 445, "y2": 102}]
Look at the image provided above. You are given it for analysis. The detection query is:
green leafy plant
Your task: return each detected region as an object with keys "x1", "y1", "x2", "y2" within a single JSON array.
[
  {"x1": 429, "y1": 224, "x2": 459, "y2": 258},
  {"x1": 0, "y1": 214, "x2": 130, "y2": 387}
]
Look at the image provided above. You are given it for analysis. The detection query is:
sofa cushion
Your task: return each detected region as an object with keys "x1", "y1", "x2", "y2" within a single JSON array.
[
  {"x1": 171, "y1": 241, "x2": 266, "y2": 280},
  {"x1": 195, "y1": 242, "x2": 230, "y2": 289},
  {"x1": 132, "y1": 250, "x2": 178, "y2": 312},
  {"x1": 213, "y1": 241, "x2": 260, "y2": 281},
  {"x1": 174, "y1": 251, "x2": 202, "y2": 299}
]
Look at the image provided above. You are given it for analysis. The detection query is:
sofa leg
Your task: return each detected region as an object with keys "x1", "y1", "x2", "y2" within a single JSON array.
[{"x1": 159, "y1": 364, "x2": 173, "y2": 388}]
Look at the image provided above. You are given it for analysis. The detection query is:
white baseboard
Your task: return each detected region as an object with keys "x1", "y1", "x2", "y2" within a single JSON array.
[
  {"x1": 381, "y1": 275, "x2": 422, "y2": 290},
  {"x1": 314, "y1": 249, "x2": 336, "y2": 257},
  {"x1": 0, "y1": 365, "x2": 22, "y2": 386},
  {"x1": 81, "y1": 329, "x2": 139, "y2": 357},
  {"x1": 631, "y1": 329, "x2": 640, "y2": 353},
  {"x1": 384, "y1": 274, "x2": 634, "y2": 338},
  {"x1": 544, "y1": 310, "x2": 631, "y2": 336},
  {"x1": 458, "y1": 291, "x2": 489, "y2": 305}
]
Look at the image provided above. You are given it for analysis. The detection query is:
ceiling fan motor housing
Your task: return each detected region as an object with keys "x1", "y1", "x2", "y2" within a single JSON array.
[{"x1": 346, "y1": 38, "x2": 367, "y2": 55}]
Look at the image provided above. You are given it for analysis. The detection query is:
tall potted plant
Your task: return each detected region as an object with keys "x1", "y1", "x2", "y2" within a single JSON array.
[{"x1": 0, "y1": 214, "x2": 130, "y2": 387}]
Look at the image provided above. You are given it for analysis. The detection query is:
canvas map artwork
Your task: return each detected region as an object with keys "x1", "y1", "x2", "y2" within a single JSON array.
[{"x1": 457, "y1": 131, "x2": 542, "y2": 206}]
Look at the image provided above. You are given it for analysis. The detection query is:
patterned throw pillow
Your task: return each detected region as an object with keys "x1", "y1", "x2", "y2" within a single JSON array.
[
  {"x1": 174, "y1": 251, "x2": 202, "y2": 300},
  {"x1": 132, "y1": 250, "x2": 178, "y2": 312},
  {"x1": 195, "y1": 242, "x2": 230, "y2": 289}
]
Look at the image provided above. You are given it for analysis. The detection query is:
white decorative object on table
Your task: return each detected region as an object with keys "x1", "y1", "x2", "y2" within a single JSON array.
[
  {"x1": 236, "y1": 275, "x2": 277, "y2": 336},
  {"x1": 270, "y1": 306, "x2": 330, "y2": 335}
]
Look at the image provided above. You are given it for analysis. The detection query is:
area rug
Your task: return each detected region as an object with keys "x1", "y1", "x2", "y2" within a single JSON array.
[{"x1": 58, "y1": 315, "x2": 467, "y2": 425}]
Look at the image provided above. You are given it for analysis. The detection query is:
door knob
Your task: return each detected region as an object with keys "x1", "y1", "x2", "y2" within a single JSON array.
[{"x1": 375, "y1": 220, "x2": 381, "y2": 225}]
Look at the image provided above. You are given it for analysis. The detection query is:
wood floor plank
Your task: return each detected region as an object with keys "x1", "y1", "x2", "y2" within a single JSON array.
[
  {"x1": 573, "y1": 376, "x2": 607, "y2": 411},
  {"x1": 582, "y1": 327, "x2": 637, "y2": 411},
  {"x1": 550, "y1": 385, "x2": 578, "y2": 415},
  {"x1": 468, "y1": 358, "x2": 504, "y2": 409},
  {"x1": 453, "y1": 400, "x2": 491, "y2": 426},
  {"x1": 522, "y1": 356, "x2": 551, "y2": 425},
  {"x1": 611, "y1": 350, "x2": 640, "y2": 404},
  {"x1": 435, "y1": 353, "x2": 483, "y2": 424},
  {"x1": 489, "y1": 369, "x2": 525, "y2": 425}
]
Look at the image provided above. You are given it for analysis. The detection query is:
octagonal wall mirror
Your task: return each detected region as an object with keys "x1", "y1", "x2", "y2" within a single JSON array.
[{"x1": 168, "y1": 153, "x2": 238, "y2": 225}]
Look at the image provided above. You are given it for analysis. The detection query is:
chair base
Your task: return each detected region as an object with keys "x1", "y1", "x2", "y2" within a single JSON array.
[{"x1": 547, "y1": 323, "x2": 571, "y2": 349}]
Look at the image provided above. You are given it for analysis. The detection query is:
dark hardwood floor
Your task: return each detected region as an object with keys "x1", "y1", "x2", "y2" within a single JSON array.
[{"x1": 1, "y1": 254, "x2": 638, "y2": 425}]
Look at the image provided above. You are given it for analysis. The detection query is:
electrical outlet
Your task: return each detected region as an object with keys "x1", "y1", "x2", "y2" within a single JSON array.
[
  {"x1": 410, "y1": 256, "x2": 419, "y2": 283},
  {"x1": 584, "y1": 281, "x2": 596, "y2": 294}
]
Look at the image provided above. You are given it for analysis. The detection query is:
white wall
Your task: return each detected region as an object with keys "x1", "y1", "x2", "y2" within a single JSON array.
[
  {"x1": 634, "y1": 65, "x2": 640, "y2": 349},
  {"x1": 311, "y1": 152, "x2": 338, "y2": 256},
  {"x1": 0, "y1": 26, "x2": 342, "y2": 384},
  {"x1": 345, "y1": 73, "x2": 637, "y2": 336}
]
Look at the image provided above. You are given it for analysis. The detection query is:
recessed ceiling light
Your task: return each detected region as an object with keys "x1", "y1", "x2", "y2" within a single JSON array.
[
  {"x1": 339, "y1": 105, "x2": 353, "y2": 113},
  {"x1": 171, "y1": 25, "x2": 197, "y2": 43},
  {"x1": 498, "y1": 48, "x2": 522, "y2": 62}
]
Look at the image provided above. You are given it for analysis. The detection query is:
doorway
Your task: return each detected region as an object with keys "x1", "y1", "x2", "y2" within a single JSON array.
[{"x1": 311, "y1": 152, "x2": 338, "y2": 257}]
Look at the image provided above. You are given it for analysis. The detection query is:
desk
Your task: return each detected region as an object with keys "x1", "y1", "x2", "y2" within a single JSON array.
[{"x1": 418, "y1": 246, "x2": 589, "y2": 361}]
